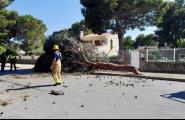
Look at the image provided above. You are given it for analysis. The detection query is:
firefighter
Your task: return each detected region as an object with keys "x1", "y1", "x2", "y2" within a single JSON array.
[
  {"x1": 50, "y1": 45, "x2": 63, "y2": 86},
  {"x1": 8, "y1": 53, "x2": 17, "y2": 71},
  {"x1": 0, "y1": 53, "x2": 7, "y2": 72}
]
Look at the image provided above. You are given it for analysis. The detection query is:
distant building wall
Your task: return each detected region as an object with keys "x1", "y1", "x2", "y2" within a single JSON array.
[
  {"x1": 16, "y1": 56, "x2": 39, "y2": 64},
  {"x1": 82, "y1": 33, "x2": 119, "y2": 57},
  {"x1": 106, "y1": 34, "x2": 119, "y2": 56}
]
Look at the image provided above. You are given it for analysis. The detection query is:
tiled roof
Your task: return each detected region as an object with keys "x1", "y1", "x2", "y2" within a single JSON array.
[{"x1": 83, "y1": 32, "x2": 113, "y2": 38}]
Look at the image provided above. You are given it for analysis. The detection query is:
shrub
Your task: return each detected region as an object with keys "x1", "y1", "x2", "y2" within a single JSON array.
[{"x1": 108, "y1": 55, "x2": 119, "y2": 61}]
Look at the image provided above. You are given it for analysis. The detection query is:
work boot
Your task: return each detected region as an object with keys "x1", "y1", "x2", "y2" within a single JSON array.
[{"x1": 53, "y1": 83, "x2": 61, "y2": 86}]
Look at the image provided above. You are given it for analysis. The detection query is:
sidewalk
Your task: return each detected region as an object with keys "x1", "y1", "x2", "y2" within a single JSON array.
[
  {"x1": 1, "y1": 64, "x2": 185, "y2": 82},
  {"x1": 93, "y1": 70, "x2": 185, "y2": 82},
  {"x1": 0, "y1": 64, "x2": 34, "y2": 75},
  {"x1": 2, "y1": 64, "x2": 34, "y2": 70}
]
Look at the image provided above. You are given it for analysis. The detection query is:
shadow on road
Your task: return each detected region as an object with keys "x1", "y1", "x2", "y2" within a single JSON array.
[
  {"x1": 6, "y1": 84, "x2": 54, "y2": 91},
  {"x1": 0, "y1": 69, "x2": 34, "y2": 76},
  {"x1": 161, "y1": 91, "x2": 185, "y2": 104}
]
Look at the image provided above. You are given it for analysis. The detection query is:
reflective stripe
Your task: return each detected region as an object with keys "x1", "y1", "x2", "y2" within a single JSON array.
[{"x1": 9, "y1": 55, "x2": 16, "y2": 60}]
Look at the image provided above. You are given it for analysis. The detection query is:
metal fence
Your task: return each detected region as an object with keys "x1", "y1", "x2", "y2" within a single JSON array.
[{"x1": 146, "y1": 48, "x2": 185, "y2": 62}]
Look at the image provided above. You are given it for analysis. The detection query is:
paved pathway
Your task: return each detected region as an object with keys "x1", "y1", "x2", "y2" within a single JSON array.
[{"x1": 94, "y1": 70, "x2": 185, "y2": 82}]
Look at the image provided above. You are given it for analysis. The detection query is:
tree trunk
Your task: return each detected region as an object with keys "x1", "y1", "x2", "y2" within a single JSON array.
[
  {"x1": 74, "y1": 60, "x2": 139, "y2": 75},
  {"x1": 117, "y1": 27, "x2": 125, "y2": 58},
  {"x1": 25, "y1": 45, "x2": 29, "y2": 56},
  {"x1": 26, "y1": 41, "x2": 29, "y2": 56}
]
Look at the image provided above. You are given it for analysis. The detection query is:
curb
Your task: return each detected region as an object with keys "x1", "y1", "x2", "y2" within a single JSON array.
[{"x1": 91, "y1": 72, "x2": 185, "y2": 83}]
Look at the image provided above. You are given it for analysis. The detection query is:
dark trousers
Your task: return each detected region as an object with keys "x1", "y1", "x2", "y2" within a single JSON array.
[
  {"x1": 1, "y1": 62, "x2": 6, "y2": 72},
  {"x1": 10, "y1": 60, "x2": 17, "y2": 71}
]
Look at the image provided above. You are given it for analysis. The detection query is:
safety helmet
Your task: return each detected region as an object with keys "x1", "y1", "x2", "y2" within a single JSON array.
[{"x1": 53, "y1": 45, "x2": 59, "y2": 50}]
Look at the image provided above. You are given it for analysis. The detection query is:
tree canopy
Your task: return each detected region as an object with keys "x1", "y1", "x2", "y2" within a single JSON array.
[
  {"x1": 0, "y1": 0, "x2": 18, "y2": 45},
  {"x1": 34, "y1": 29, "x2": 86, "y2": 72},
  {"x1": 81, "y1": 0, "x2": 165, "y2": 52},
  {"x1": 0, "y1": 0, "x2": 47, "y2": 54},
  {"x1": 0, "y1": 10, "x2": 18, "y2": 45},
  {"x1": 124, "y1": 36, "x2": 134, "y2": 50},
  {"x1": 156, "y1": 0, "x2": 185, "y2": 47},
  {"x1": 0, "y1": 0, "x2": 14, "y2": 9},
  {"x1": 71, "y1": 20, "x2": 92, "y2": 41},
  {"x1": 134, "y1": 34, "x2": 158, "y2": 48},
  {"x1": 15, "y1": 15, "x2": 47, "y2": 55}
]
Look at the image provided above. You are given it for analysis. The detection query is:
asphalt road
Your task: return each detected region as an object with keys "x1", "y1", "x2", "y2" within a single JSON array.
[{"x1": 0, "y1": 71, "x2": 185, "y2": 119}]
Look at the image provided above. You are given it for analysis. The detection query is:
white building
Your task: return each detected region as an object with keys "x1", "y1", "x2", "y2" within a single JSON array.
[{"x1": 81, "y1": 32, "x2": 119, "y2": 57}]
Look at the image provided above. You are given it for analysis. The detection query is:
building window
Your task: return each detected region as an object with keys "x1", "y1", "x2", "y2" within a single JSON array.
[{"x1": 95, "y1": 40, "x2": 102, "y2": 46}]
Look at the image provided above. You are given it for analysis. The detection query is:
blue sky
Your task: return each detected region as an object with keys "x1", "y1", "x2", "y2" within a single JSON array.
[{"x1": 7, "y1": 0, "x2": 157, "y2": 39}]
